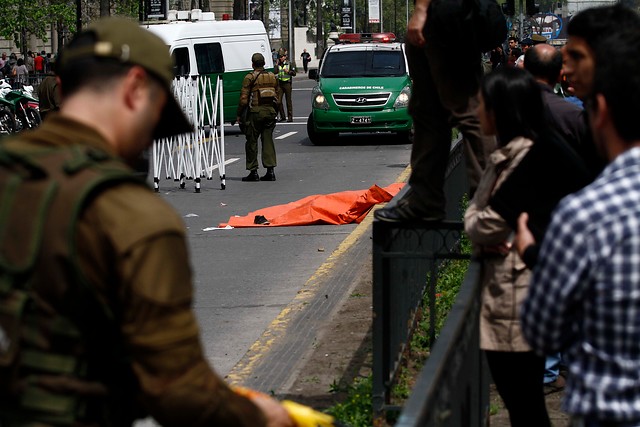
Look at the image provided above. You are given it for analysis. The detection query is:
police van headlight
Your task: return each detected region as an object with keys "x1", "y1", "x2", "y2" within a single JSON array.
[
  {"x1": 313, "y1": 91, "x2": 329, "y2": 109},
  {"x1": 393, "y1": 86, "x2": 411, "y2": 108}
]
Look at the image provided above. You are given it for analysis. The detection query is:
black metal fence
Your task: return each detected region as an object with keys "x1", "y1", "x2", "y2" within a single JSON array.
[
  {"x1": 394, "y1": 261, "x2": 489, "y2": 426},
  {"x1": 1, "y1": 74, "x2": 46, "y2": 92},
  {"x1": 372, "y1": 136, "x2": 490, "y2": 422}
]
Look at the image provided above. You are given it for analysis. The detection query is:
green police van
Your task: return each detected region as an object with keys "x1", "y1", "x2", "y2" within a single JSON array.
[{"x1": 307, "y1": 33, "x2": 412, "y2": 145}]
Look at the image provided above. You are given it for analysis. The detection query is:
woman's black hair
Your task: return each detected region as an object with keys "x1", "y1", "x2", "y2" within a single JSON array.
[{"x1": 480, "y1": 67, "x2": 545, "y2": 146}]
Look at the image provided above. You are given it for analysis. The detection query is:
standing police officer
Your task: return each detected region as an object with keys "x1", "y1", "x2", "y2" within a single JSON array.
[
  {"x1": 275, "y1": 52, "x2": 296, "y2": 122},
  {"x1": 237, "y1": 52, "x2": 279, "y2": 182},
  {"x1": 0, "y1": 18, "x2": 292, "y2": 427},
  {"x1": 37, "y1": 59, "x2": 61, "y2": 121}
]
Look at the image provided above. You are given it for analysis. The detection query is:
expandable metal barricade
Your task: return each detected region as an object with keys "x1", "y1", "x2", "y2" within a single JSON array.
[{"x1": 152, "y1": 75, "x2": 226, "y2": 192}]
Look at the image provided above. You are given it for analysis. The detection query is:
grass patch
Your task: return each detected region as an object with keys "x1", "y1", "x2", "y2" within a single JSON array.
[{"x1": 326, "y1": 376, "x2": 373, "y2": 426}]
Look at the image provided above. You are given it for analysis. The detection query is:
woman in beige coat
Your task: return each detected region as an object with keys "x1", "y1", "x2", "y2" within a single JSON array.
[{"x1": 464, "y1": 67, "x2": 551, "y2": 427}]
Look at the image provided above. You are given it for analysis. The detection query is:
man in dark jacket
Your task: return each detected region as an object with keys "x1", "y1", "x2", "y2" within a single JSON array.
[
  {"x1": 37, "y1": 60, "x2": 61, "y2": 121},
  {"x1": 524, "y1": 44, "x2": 588, "y2": 155}
]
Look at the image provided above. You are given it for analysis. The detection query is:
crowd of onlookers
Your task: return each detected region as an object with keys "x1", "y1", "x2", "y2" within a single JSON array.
[
  {"x1": 374, "y1": 0, "x2": 640, "y2": 424},
  {"x1": 488, "y1": 33, "x2": 557, "y2": 71},
  {"x1": 0, "y1": 50, "x2": 56, "y2": 88},
  {"x1": 473, "y1": 6, "x2": 640, "y2": 427}
]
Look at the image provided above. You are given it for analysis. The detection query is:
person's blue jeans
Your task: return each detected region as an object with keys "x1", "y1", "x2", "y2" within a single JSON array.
[{"x1": 544, "y1": 352, "x2": 562, "y2": 384}]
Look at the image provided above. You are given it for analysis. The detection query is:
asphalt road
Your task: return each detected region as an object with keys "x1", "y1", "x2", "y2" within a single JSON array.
[{"x1": 155, "y1": 73, "x2": 411, "y2": 378}]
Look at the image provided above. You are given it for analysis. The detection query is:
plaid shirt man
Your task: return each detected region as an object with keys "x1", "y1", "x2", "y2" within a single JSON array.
[{"x1": 522, "y1": 147, "x2": 640, "y2": 423}]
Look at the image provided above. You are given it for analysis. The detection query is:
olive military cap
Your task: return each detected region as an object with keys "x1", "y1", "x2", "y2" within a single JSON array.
[
  {"x1": 251, "y1": 52, "x2": 265, "y2": 64},
  {"x1": 58, "y1": 17, "x2": 192, "y2": 139},
  {"x1": 531, "y1": 34, "x2": 548, "y2": 44}
]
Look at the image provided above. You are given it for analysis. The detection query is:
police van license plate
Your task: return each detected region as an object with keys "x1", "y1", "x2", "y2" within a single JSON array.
[{"x1": 350, "y1": 116, "x2": 371, "y2": 124}]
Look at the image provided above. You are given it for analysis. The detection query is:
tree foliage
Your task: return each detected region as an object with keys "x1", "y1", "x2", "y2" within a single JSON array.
[
  {"x1": 305, "y1": 0, "x2": 412, "y2": 42},
  {"x1": 0, "y1": 0, "x2": 75, "y2": 49},
  {"x1": 114, "y1": 0, "x2": 141, "y2": 18}
]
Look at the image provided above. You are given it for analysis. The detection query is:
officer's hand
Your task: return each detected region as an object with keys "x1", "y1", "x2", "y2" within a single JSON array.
[
  {"x1": 250, "y1": 395, "x2": 295, "y2": 427},
  {"x1": 236, "y1": 116, "x2": 241, "y2": 123}
]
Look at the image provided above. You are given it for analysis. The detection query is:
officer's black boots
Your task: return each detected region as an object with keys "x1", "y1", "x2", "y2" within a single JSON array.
[
  {"x1": 242, "y1": 169, "x2": 275, "y2": 182},
  {"x1": 260, "y1": 168, "x2": 276, "y2": 181},
  {"x1": 242, "y1": 170, "x2": 260, "y2": 182}
]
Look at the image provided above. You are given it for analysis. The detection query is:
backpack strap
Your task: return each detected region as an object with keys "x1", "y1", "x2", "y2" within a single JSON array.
[{"x1": 248, "y1": 70, "x2": 264, "y2": 102}]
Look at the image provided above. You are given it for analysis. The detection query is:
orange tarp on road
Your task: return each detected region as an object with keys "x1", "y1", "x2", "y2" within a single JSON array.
[{"x1": 220, "y1": 183, "x2": 405, "y2": 228}]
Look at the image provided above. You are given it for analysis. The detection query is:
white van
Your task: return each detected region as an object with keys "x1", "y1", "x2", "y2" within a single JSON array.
[{"x1": 144, "y1": 12, "x2": 273, "y2": 124}]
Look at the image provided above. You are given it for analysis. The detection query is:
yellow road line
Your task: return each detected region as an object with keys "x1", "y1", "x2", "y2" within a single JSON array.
[
  {"x1": 226, "y1": 209, "x2": 374, "y2": 385},
  {"x1": 396, "y1": 165, "x2": 411, "y2": 184}
]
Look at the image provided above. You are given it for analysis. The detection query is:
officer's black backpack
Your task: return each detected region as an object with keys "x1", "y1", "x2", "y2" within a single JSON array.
[{"x1": 0, "y1": 140, "x2": 145, "y2": 426}]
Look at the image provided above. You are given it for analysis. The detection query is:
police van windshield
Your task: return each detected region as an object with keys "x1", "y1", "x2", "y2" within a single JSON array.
[{"x1": 321, "y1": 50, "x2": 406, "y2": 78}]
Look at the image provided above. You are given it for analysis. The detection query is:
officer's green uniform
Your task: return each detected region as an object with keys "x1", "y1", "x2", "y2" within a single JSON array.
[
  {"x1": 37, "y1": 73, "x2": 61, "y2": 121},
  {"x1": 0, "y1": 115, "x2": 268, "y2": 427},
  {"x1": 237, "y1": 57, "x2": 279, "y2": 172},
  {"x1": 276, "y1": 57, "x2": 296, "y2": 122}
]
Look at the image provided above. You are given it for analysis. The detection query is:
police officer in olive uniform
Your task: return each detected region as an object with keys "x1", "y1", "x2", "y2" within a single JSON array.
[
  {"x1": 237, "y1": 52, "x2": 279, "y2": 182},
  {"x1": 37, "y1": 60, "x2": 60, "y2": 121},
  {"x1": 0, "y1": 18, "x2": 293, "y2": 427},
  {"x1": 275, "y1": 53, "x2": 296, "y2": 122}
]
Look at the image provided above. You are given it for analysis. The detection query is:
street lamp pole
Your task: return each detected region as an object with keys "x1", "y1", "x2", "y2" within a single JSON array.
[
  {"x1": 353, "y1": 0, "x2": 357, "y2": 32},
  {"x1": 76, "y1": 0, "x2": 82, "y2": 31},
  {"x1": 316, "y1": 0, "x2": 324, "y2": 57},
  {"x1": 289, "y1": 0, "x2": 294, "y2": 61}
]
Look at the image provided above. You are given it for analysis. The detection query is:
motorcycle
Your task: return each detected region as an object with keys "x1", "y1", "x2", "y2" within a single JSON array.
[
  {"x1": 0, "y1": 79, "x2": 40, "y2": 133},
  {"x1": 0, "y1": 97, "x2": 16, "y2": 135}
]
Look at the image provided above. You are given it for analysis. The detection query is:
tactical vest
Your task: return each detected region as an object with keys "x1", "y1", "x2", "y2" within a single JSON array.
[
  {"x1": 277, "y1": 63, "x2": 292, "y2": 82},
  {"x1": 250, "y1": 71, "x2": 277, "y2": 108},
  {"x1": 0, "y1": 139, "x2": 146, "y2": 426}
]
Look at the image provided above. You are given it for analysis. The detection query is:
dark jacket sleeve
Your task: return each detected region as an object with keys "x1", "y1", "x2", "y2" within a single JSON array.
[
  {"x1": 521, "y1": 244, "x2": 539, "y2": 270},
  {"x1": 236, "y1": 73, "x2": 254, "y2": 116}
]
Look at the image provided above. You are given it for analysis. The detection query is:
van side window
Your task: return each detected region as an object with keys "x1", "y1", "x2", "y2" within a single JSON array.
[
  {"x1": 194, "y1": 43, "x2": 224, "y2": 74},
  {"x1": 172, "y1": 47, "x2": 191, "y2": 76}
]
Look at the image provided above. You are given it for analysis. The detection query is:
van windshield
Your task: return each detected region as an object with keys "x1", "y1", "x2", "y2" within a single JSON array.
[{"x1": 321, "y1": 50, "x2": 406, "y2": 78}]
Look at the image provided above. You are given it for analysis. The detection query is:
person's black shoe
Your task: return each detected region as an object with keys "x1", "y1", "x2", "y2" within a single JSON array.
[
  {"x1": 260, "y1": 168, "x2": 276, "y2": 181},
  {"x1": 242, "y1": 170, "x2": 260, "y2": 182},
  {"x1": 279, "y1": 117, "x2": 286, "y2": 123},
  {"x1": 287, "y1": 118, "x2": 293, "y2": 122},
  {"x1": 543, "y1": 375, "x2": 565, "y2": 395},
  {"x1": 374, "y1": 195, "x2": 444, "y2": 223},
  {"x1": 374, "y1": 205, "x2": 443, "y2": 222}
]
